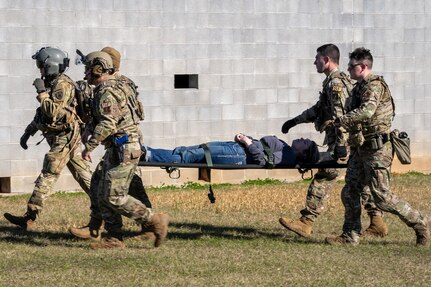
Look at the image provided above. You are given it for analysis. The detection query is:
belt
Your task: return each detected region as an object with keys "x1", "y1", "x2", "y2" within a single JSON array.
[{"x1": 362, "y1": 133, "x2": 390, "y2": 149}]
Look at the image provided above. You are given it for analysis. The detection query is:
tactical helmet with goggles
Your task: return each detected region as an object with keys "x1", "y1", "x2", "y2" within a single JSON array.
[
  {"x1": 83, "y1": 51, "x2": 114, "y2": 76},
  {"x1": 32, "y1": 47, "x2": 70, "y2": 76}
]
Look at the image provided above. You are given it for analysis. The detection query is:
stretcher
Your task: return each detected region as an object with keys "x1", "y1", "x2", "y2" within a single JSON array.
[{"x1": 138, "y1": 152, "x2": 347, "y2": 203}]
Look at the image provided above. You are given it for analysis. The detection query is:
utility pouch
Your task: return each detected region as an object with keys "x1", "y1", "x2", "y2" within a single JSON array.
[
  {"x1": 369, "y1": 136, "x2": 383, "y2": 150},
  {"x1": 390, "y1": 130, "x2": 411, "y2": 164}
]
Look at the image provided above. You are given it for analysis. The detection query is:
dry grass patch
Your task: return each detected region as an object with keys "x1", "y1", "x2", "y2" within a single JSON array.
[{"x1": 1, "y1": 173, "x2": 431, "y2": 286}]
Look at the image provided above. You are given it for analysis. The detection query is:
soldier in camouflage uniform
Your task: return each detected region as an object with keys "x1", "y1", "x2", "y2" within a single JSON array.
[
  {"x1": 279, "y1": 44, "x2": 387, "y2": 238},
  {"x1": 68, "y1": 47, "x2": 153, "y2": 241},
  {"x1": 3, "y1": 47, "x2": 92, "y2": 230},
  {"x1": 81, "y1": 51, "x2": 168, "y2": 249},
  {"x1": 326, "y1": 47, "x2": 430, "y2": 246}
]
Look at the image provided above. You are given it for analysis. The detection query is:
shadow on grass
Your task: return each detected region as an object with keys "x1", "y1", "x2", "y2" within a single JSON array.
[
  {"x1": 150, "y1": 221, "x2": 325, "y2": 245},
  {"x1": 1, "y1": 221, "x2": 415, "y2": 248},
  {"x1": 0, "y1": 225, "x2": 86, "y2": 247}
]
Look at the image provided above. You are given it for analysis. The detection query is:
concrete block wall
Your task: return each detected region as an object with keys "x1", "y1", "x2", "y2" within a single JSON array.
[{"x1": 0, "y1": 0, "x2": 430, "y2": 193}]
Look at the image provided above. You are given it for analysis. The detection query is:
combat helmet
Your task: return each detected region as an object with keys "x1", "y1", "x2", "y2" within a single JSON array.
[
  {"x1": 32, "y1": 47, "x2": 70, "y2": 76},
  {"x1": 83, "y1": 51, "x2": 114, "y2": 76}
]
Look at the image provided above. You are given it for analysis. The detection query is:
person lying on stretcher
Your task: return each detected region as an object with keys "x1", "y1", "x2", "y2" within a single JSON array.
[{"x1": 141, "y1": 134, "x2": 320, "y2": 167}]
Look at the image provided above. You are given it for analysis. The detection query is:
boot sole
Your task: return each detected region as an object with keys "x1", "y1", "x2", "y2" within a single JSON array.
[
  {"x1": 68, "y1": 227, "x2": 101, "y2": 241},
  {"x1": 279, "y1": 218, "x2": 312, "y2": 238}
]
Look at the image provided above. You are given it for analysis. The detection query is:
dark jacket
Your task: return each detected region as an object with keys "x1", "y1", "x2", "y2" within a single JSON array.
[{"x1": 244, "y1": 135, "x2": 296, "y2": 166}]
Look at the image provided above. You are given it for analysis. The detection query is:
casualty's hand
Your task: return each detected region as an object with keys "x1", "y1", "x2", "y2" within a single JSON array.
[
  {"x1": 235, "y1": 133, "x2": 253, "y2": 147},
  {"x1": 82, "y1": 148, "x2": 92, "y2": 162},
  {"x1": 281, "y1": 119, "x2": 296, "y2": 134}
]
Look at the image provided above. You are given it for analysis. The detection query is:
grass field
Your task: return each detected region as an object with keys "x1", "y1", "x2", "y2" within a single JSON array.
[{"x1": 1, "y1": 173, "x2": 431, "y2": 286}]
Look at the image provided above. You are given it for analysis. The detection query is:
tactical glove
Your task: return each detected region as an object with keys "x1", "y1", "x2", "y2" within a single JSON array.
[
  {"x1": 33, "y1": 78, "x2": 46, "y2": 94},
  {"x1": 20, "y1": 132, "x2": 31, "y2": 150},
  {"x1": 334, "y1": 146, "x2": 348, "y2": 160},
  {"x1": 281, "y1": 119, "x2": 297, "y2": 134}
]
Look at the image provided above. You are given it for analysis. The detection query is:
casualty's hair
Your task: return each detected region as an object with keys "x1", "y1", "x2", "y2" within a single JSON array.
[
  {"x1": 316, "y1": 44, "x2": 340, "y2": 64},
  {"x1": 349, "y1": 47, "x2": 373, "y2": 69},
  {"x1": 298, "y1": 141, "x2": 320, "y2": 164}
]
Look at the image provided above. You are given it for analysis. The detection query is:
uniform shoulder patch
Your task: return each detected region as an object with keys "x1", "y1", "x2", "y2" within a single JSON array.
[{"x1": 332, "y1": 83, "x2": 344, "y2": 92}]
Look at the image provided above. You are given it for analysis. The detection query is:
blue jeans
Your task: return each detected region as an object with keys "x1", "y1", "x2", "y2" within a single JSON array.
[
  {"x1": 146, "y1": 142, "x2": 246, "y2": 165},
  {"x1": 145, "y1": 147, "x2": 182, "y2": 163}
]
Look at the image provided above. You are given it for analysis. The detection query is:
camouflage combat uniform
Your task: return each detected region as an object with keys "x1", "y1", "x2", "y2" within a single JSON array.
[
  {"x1": 338, "y1": 74, "x2": 428, "y2": 241},
  {"x1": 85, "y1": 75, "x2": 152, "y2": 236},
  {"x1": 77, "y1": 75, "x2": 151, "y2": 226},
  {"x1": 25, "y1": 74, "x2": 92, "y2": 212},
  {"x1": 292, "y1": 69, "x2": 379, "y2": 221}
]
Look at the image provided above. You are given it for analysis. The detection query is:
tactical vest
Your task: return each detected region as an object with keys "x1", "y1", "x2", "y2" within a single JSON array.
[
  {"x1": 315, "y1": 71, "x2": 353, "y2": 132},
  {"x1": 93, "y1": 78, "x2": 141, "y2": 140},
  {"x1": 117, "y1": 74, "x2": 145, "y2": 123},
  {"x1": 75, "y1": 80, "x2": 93, "y2": 124},
  {"x1": 34, "y1": 74, "x2": 78, "y2": 133},
  {"x1": 350, "y1": 75, "x2": 395, "y2": 139}
]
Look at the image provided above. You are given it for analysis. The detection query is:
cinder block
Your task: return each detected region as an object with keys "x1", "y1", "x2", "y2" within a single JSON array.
[
  {"x1": 287, "y1": 102, "x2": 313, "y2": 118},
  {"x1": 149, "y1": 106, "x2": 175, "y2": 122},
  {"x1": 162, "y1": 28, "x2": 186, "y2": 44},
  {"x1": 198, "y1": 105, "x2": 222, "y2": 121},
  {"x1": 88, "y1": 0, "x2": 115, "y2": 10},
  {"x1": 210, "y1": 89, "x2": 233, "y2": 105},
  {"x1": 287, "y1": 73, "x2": 310, "y2": 88},
  {"x1": 244, "y1": 105, "x2": 267, "y2": 120},
  {"x1": 10, "y1": 175, "x2": 35, "y2": 193},
  {"x1": 185, "y1": 0, "x2": 209, "y2": 12},
  {"x1": 188, "y1": 121, "x2": 211, "y2": 137},
  {"x1": 414, "y1": 99, "x2": 431, "y2": 114},
  {"x1": 254, "y1": 89, "x2": 277, "y2": 104},
  {"x1": 140, "y1": 121, "x2": 165, "y2": 138},
  {"x1": 11, "y1": 159, "x2": 38, "y2": 176},
  {"x1": 176, "y1": 106, "x2": 199, "y2": 121},
  {"x1": 254, "y1": 1, "x2": 277, "y2": 13},
  {"x1": 163, "y1": 59, "x2": 186, "y2": 74},
  {"x1": 0, "y1": 144, "x2": 10, "y2": 161},
  {"x1": 221, "y1": 169, "x2": 246, "y2": 183},
  {"x1": 0, "y1": 126, "x2": 10, "y2": 143},
  {"x1": 396, "y1": 99, "x2": 415, "y2": 115},
  {"x1": 221, "y1": 75, "x2": 244, "y2": 89},
  {"x1": 277, "y1": 88, "x2": 300, "y2": 103},
  {"x1": 54, "y1": 174, "x2": 85, "y2": 192},
  {"x1": 162, "y1": 0, "x2": 186, "y2": 13},
  {"x1": 100, "y1": 11, "x2": 126, "y2": 27},
  {"x1": 222, "y1": 104, "x2": 244, "y2": 120},
  {"x1": 267, "y1": 103, "x2": 291, "y2": 119}
]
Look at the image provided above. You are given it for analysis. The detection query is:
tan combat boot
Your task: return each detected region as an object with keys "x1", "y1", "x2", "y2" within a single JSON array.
[
  {"x1": 90, "y1": 234, "x2": 125, "y2": 250},
  {"x1": 362, "y1": 215, "x2": 389, "y2": 238},
  {"x1": 4, "y1": 211, "x2": 37, "y2": 230},
  {"x1": 141, "y1": 213, "x2": 169, "y2": 247},
  {"x1": 325, "y1": 233, "x2": 359, "y2": 246},
  {"x1": 68, "y1": 217, "x2": 103, "y2": 241},
  {"x1": 414, "y1": 217, "x2": 430, "y2": 246},
  {"x1": 279, "y1": 217, "x2": 313, "y2": 237}
]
